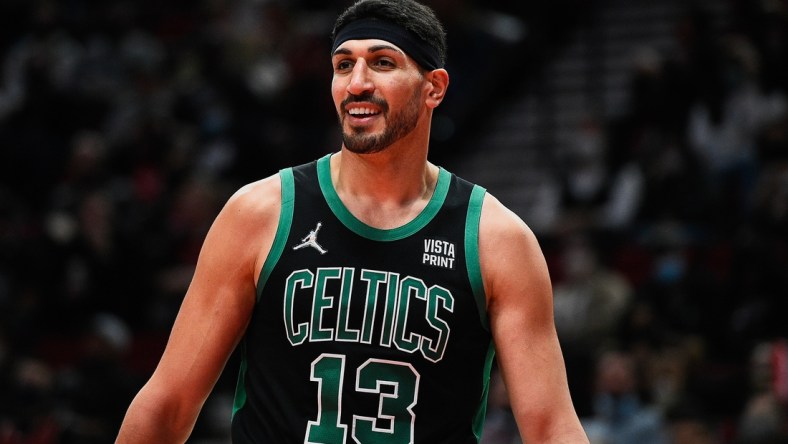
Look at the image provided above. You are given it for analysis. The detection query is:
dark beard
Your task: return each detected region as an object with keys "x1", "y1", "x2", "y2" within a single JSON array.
[{"x1": 341, "y1": 89, "x2": 421, "y2": 154}]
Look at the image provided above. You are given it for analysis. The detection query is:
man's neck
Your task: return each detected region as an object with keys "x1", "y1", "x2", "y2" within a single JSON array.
[{"x1": 329, "y1": 147, "x2": 439, "y2": 230}]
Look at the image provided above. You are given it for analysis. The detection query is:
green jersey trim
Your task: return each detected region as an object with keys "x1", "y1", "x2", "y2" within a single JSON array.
[
  {"x1": 232, "y1": 341, "x2": 248, "y2": 418},
  {"x1": 472, "y1": 341, "x2": 496, "y2": 440},
  {"x1": 465, "y1": 185, "x2": 488, "y2": 330},
  {"x1": 255, "y1": 168, "x2": 296, "y2": 302},
  {"x1": 316, "y1": 154, "x2": 451, "y2": 242},
  {"x1": 235, "y1": 168, "x2": 296, "y2": 418}
]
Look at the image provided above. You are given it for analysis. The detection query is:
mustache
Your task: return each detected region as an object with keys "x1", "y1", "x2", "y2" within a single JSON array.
[{"x1": 342, "y1": 93, "x2": 388, "y2": 112}]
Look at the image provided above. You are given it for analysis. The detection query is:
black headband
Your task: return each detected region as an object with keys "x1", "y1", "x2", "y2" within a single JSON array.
[{"x1": 331, "y1": 18, "x2": 442, "y2": 70}]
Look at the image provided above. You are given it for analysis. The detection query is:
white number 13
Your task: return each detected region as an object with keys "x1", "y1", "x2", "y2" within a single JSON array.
[{"x1": 306, "y1": 353, "x2": 420, "y2": 444}]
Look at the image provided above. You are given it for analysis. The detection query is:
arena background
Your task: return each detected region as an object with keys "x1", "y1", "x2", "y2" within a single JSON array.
[{"x1": 0, "y1": 0, "x2": 786, "y2": 442}]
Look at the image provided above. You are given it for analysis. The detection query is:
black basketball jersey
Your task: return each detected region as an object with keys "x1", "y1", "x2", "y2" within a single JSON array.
[{"x1": 231, "y1": 154, "x2": 495, "y2": 443}]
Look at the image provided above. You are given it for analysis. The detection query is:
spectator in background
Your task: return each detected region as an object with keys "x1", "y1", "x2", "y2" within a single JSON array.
[
  {"x1": 58, "y1": 313, "x2": 139, "y2": 444},
  {"x1": 556, "y1": 116, "x2": 645, "y2": 233},
  {"x1": 664, "y1": 396, "x2": 717, "y2": 444},
  {"x1": 583, "y1": 350, "x2": 668, "y2": 444},
  {"x1": 736, "y1": 340, "x2": 788, "y2": 444},
  {"x1": 687, "y1": 34, "x2": 787, "y2": 225},
  {"x1": 549, "y1": 232, "x2": 636, "y2": 418},
  {"x1": 1, "y1": 357, "x2": 60, "y2": 444},
  {"x1": 553, "y1": 234, "x2": 633, "y2": 353}
]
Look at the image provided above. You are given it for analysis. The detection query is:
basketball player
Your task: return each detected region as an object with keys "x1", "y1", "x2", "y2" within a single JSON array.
[{"x1": 116, "y1": 0, "x2": 589, "y2": 442}]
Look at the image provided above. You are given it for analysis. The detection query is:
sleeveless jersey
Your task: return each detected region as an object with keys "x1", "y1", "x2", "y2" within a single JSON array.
[{"x1": 231, "y1": 154, "x2": 495, "y2": 443}]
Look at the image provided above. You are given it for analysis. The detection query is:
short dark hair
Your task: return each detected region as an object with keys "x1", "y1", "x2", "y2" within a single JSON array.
[{"x1": 331, "y1": 0, "x2": 447, "y2": 68}]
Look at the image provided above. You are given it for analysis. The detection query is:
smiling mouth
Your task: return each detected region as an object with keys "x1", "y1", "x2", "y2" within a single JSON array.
[{"x1": 347, "y1": 107, "x2": 381, "y2": 118}]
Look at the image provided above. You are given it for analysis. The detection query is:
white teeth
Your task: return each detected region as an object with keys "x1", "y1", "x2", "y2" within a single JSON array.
[{"x1": 348, "y1": 107, "x2": 377, "y2": 116}]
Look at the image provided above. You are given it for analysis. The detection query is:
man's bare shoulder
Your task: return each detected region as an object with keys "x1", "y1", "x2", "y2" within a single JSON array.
[
  {"x1": 205, "y1": 173, "x2": 284, "y2": 283},
  {"x1": 479, "y1": 193, "x2": 534, "y2": 245},
  {"x1": 478, "y1": 192, "x2": 548, "y2": 302},
  {"x1": 223, "y1": 173, "x2": 283, "y2": 223}
]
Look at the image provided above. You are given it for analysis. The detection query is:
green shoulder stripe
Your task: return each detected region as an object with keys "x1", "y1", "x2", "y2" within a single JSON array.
[
  {"x1": 465, "y1": 184, "x2": 488, "y2": 330},
  {"x1": 255, "y1": 168, "x2": 295, "y2": 302}
]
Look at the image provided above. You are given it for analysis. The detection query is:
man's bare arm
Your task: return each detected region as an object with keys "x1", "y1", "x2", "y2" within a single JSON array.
[
  {"x1": 480, "y1": 194, "x2": 589, "y2": 443},
  {"x1": 116, "y1": 175, "x2": 281, "y2": 443}
]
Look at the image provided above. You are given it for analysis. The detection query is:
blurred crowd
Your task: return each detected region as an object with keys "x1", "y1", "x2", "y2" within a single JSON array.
[
  {"x1": 0, "y1": 0, "x2": 786, "y2": 443},
  {"x1": 0, "y1": 0, "x2": 335, "y2": 441}
]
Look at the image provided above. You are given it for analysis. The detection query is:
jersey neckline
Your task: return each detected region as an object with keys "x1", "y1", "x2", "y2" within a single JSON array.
[{"x1": 317, "y1": 153, "x2": 450, "y2": 241}]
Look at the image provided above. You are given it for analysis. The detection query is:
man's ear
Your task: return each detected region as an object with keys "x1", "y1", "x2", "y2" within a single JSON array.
[{"x1": 425, "y1": 68, "x2": 449, "y2": 108}]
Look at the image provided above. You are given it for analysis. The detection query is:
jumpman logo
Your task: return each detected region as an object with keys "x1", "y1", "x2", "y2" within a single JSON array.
[{"x1": 293, "y1": 222, "x2": 327, "y2": 255}]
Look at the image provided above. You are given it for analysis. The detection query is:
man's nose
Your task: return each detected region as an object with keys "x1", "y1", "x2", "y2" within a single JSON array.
[{"x1": 347, "y1": 58, "x2": 374, "y2": 95}]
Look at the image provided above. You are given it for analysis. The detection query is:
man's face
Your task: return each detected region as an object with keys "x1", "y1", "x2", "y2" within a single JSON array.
[{"x1": 331, "y1": 39, "x2": 428, "y2": 154}]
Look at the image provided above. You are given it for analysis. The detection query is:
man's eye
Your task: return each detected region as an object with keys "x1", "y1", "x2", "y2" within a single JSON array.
[
  {"x1": 335, "y1": 61, "x2": 353, "y2": 71},
  {"x1": 374, "y1": 59, "x2": 395, "y2": 68}
]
